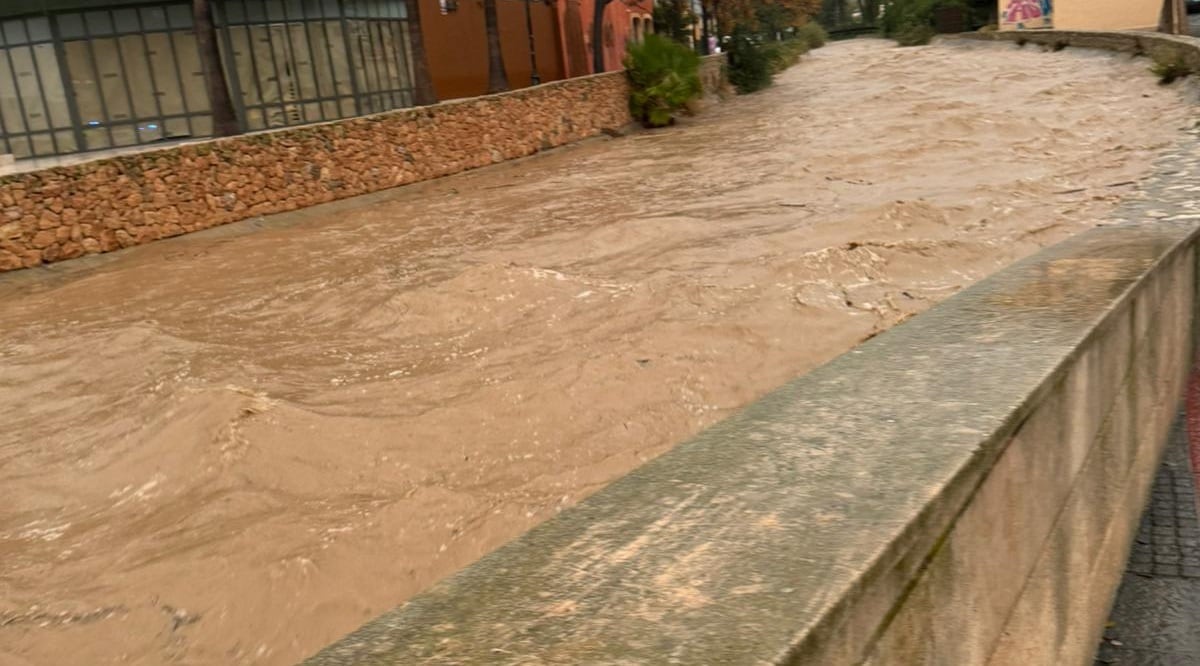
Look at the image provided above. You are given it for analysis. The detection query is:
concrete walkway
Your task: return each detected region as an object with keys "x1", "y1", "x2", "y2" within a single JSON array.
[{"x1": 1096, "y1": 414, "x2": 1200, "y2": 664}]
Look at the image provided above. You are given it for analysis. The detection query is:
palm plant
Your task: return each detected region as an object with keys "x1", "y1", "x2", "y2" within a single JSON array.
[{"x1": 624, "y1": 34, "x2": 702, "y2": 128}]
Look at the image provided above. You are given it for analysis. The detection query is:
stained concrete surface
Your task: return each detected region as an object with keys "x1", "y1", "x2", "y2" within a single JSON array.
[{"x1": 1096, "y1": 415, "x2": 1200, "y2": 665}]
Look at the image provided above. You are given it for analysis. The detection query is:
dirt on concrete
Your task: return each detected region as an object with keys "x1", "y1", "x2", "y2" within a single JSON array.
[{"x1": 0, "y1": 39, "x2": 1192, "y2": 665}]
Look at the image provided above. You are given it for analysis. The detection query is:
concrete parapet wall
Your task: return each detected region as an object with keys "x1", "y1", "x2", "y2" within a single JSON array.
[
  {"x1": 868, "y1": 232, "x2": 1195, "y2": 665},
  {"x1": 304, "y1": 221, "x2": 1199, "y2": 665},
  {"x1": 699, "y1": 52, "x2": 730, "y2": 99},
  {"x1": 961, "y1": 29, "x2": 1200, "y2": 72}
]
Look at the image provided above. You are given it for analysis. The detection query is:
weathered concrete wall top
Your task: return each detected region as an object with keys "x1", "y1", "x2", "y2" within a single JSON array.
[
  {"x1": 960, "y1": 29, "x2": 1200, "y2": 72},
  {"x1": 301, "y1": 205, "x2": 1200, "y2": 664}
]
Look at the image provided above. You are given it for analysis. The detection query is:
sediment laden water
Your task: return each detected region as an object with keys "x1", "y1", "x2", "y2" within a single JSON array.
[{"x1": 0, "y1": 39, "x2": 1191, "y2": 665}]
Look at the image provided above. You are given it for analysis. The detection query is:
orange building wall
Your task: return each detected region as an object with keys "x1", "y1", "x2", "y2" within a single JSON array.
[
  {"x1": 998, "y1": 0, "x2": 1160, "y2": 31},
  {"x1": 1054, "y1": 0, "x2": 1159, "y2": 30},
  {"x1": 419, "y1": 0, "x2": 566, "y2": 101},
  {"x1": 557, "y1": 0, "x2": 653, "y2": 74}
]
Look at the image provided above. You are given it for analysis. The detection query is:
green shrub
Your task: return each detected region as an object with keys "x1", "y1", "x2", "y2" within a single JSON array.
[
  {"x1": 894, "y1": 21, "x2": 936, "y2": 46},
  {"x1": 624, "y1": 34, "x2": 702, "y2": 127},
  {"x1": 762, "y1": 39, "x2": 809, "y2": 74},
  {"x1": 784, "y1": 39, "x2": 810, "y2": 62},
  {"x1": 795, "y1": 22, "x2": 829, "y2": 49},
  {"x1": 881, "y1": 0, "x2": 968, "y2": 39},
  {"x1": 761, "y1": 41, "x2": 786, "y2": 74},
  {"x1": 1150, "y1": 54, "x2": 1192, "y2": 85},
  {"x1": 725, "y1": 26, "x2": 774, "y2": 94}
]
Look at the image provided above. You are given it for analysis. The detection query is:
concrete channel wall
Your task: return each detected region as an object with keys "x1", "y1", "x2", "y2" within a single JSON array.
[
  {"x1": 302, "y1": 220, "x2": 1199, "y2": 664},
  {"x1": 961, "y1": 28, "x2": 1200, "y2": 71},
  {"x1": 0, "y1": 56, "x2": 726, "y2": 273}
]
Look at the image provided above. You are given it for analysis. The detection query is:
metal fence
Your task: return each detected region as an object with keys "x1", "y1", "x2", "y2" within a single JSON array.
[{"x1": 0, "y1": 0, "x2": 415, "y2": 159}]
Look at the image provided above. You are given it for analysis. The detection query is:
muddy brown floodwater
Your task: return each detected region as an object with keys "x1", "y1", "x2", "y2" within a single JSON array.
[{"x1": 0, "y1": 39, "x2": 1192, "y2": 665}]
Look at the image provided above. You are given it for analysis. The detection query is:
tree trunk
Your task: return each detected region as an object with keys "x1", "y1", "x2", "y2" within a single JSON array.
[
  {"x1": 591, "y1": 0, "x2": 612, "y2": 73},
  {"x1": 406, "y1": 0, "x2": 437, "y2": 104},
  {"x1": 564, "y1": 0, "x2": 590, "y2": 76},
  {"x1": 863, "y1": 0, "x2": 878, "y2": 24},
  {"x1": 192, "y1": 0, "x2": 239, "y2": 136},
  {"x1": 484, "y1": 0, "x2": 510, "y2": 93}
]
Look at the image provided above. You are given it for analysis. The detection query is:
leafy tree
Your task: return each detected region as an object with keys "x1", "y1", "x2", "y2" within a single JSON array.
[
  {"x1": 860, "y1": 0, "x2": 881, "y2": 23},
  {"x1": 724, "y1": 24, "x2": 772, "y2": 93},
  {"x1": 756, "y1": 2, "x2": 793, "y2": 38},
  {"x1": 820, "y1": 0, "x2": 880, "y2": 27},
  {"x1": 653, "y1": 0, "x2": 696, "y2": 45},
  {"x1": 716, "y1": 0, "x2": 757, "y2": 32},
  {"x1": 880, "y1": 0, "x2": 990, "y2": 34},
  {"x1": 718, "y1": 0, "x2": 820, "y2": 35}
]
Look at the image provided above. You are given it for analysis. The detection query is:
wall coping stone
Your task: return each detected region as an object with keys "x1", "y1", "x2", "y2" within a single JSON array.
[{"x1": 955, "y1": 29, "x2": 1200, "y2": 70}]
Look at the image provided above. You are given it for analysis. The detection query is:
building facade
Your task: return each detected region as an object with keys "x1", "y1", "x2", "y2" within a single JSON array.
[
  {"x1": 999, "y1": 0, "x2": 1163, "y2": 31},
  {"x1": 417, "y1": 0, "x2": 564, "y2": 101},
  {"x1": 0, "y1": 0, "x2": 429, "y2": 159},
  {"x1": 557, "y1": 0, "x2": 651, "y2": 74},
  {"x1": 0, "y1": 0, "x2": 635, "y2": 161}
]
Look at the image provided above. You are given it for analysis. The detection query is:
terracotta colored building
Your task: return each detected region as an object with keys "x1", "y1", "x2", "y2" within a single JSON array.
[
  {"x1": 417, "y1": 0, "x2": 566, "y2": 100},
  {"x1": 557, "y1": 0, "x2": 653, "y2": 76}
]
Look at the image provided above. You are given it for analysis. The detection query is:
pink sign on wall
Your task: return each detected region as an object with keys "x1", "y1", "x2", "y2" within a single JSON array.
[{"x1": 1001, "y1": 0, "x2": 1053, "y2": 29}]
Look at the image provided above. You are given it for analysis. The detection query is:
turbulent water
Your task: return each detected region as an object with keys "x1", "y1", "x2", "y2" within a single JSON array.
[{"x1": 0, "y1": 39, "x2": 1192, "y2": 665}]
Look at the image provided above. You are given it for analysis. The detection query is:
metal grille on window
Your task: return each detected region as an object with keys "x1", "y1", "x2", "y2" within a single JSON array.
[
  {"x1": 215, "y1": 0, "x2": 414, "y2": 131},
  {"x1": 0, "y1": 0, "x2": 415, "y2": 159}
]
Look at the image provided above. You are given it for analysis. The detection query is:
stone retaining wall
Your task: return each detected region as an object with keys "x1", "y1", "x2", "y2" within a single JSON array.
[
  {"x1": 0, "y1": 55, "x2": 724, "y2": 273},
  {"x1": 700, "y1": 51, "x2": 730, "y2": 98}
]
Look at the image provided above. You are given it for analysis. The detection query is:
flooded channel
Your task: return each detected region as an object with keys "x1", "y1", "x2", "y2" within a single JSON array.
[{"x1": 0, "y1": 39, "x2": 1192, "y2": 664}]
